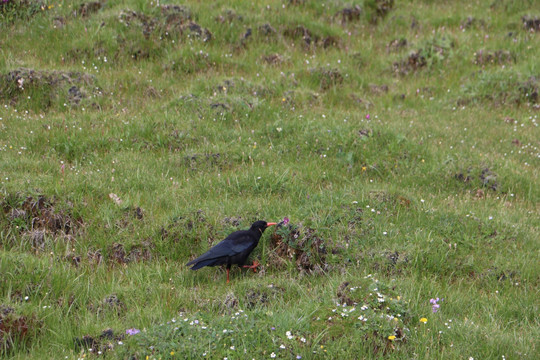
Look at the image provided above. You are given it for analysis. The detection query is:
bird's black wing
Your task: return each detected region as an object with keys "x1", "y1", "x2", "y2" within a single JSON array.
[{"x1": 186, "y1": 230, "x2": 255, "y2": 268}]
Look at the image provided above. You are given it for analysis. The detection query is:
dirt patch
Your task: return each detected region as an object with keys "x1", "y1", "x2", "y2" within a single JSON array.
[
  {"x1": 283, "y1": 25, "x2": 340, "y2": 49},
  {"x1": 460, "y1": 16, "x2": 486, "y2": 30},
  {"x1": 75, "y1": 1, "x2": 104, "y2": 18},
  {"x1": 334, "y1": 6, "x2": 362, "y2": 25},
  {"x1": 22, "y1": 230, "x2": 46, "y2": 251},
  {"x1": 64, "y1": 250, "x2": 82, "y2": 267},
  {"x1": 387, "y1": 38, "x2": 407, "y2": 52},
  {"x1": 0, "y1": 68, "x2": 97, "y2": 109},
  {"x1": 0, "y1": 305, "x2": 40, "y2": 355},
  {"x1": 108, "y1": 243, "x2": 127, "y2": 264},
  {"x1": 454, "y1": 167, "x2": 499, "y2": 191},
  {"x1": 1, "y1": 194, "x2": 81, "y2": 251},
  {"x1": 310, "y1": 67, "x2": 344, "y2": 90},
  {"x1": 269, "y1": 224, "x2": 328, "y2": 273},
  {"x1": 372, "y1": 251, "x2": 409, "y2": 274},
  {"x1": 74, "y1": 328, "x2": 123, "y2": 354},
  {"x1": 258, "y1": 23, "x2": 277, "y2": 37},
  {"x1": 64, "y1": 41, "x2": 108, "y2": 62},
  {"x1": 392, "y1": 37, "x2": 453, "y2": 75},
  {"x1": 283, "y1": 25, "x2": 315, "y2": 47},
  {"x1": 369, "y1": 84, "x2": 389, "y2": 95},
  {"x1": 474, "y1": 50, "x2": 514, "y2": 65},
  {"x1": 455, "y1": 171, "x2": 473, "y2": 183},
  {"x1": 367, "y1": 0, "x2": 394, "y2": 23},
  {"x1": 460, "y1": 73, "x2": 539, "y2": 106},
  {"x1": 222, "y1": 292, "x2": 238, "y2": 309},
  {"x1": 321, "y1": 36, "x2": 340, "y2": 49},
  {"x1": 117, "y1": 6, "x2": 209, "y2": 42},
  {"x1": 215, "y1": 10, "x2": 243, "y2": 23},
  {"x1": 240, "y1": 28, "x2": 252, "y2": 43},
  {"x1": 358, "y1": 129, "x2": 373, "y2": 138},
  {"x1": 262, "y1": 53, "x2": 284, "y2": 65},
  {"x1": 358, "y1": 129, "x2": 372, "y2": 138},
  {"x1": 480, "y1": 267, "x2": 519, "y2": 282},
  {"x1": 184, "y1": 153, "x2": 228, "y2": 171},
  {"x1": 392, "y1": 51, "x2": 426, "y2": 75},
  {"x1": 215, "y1": 79, "x2": 235, "y2": 93},
  {"x1": 126, "y1": 240, "x2": 153, "y2": 262},
  {"x1": 53, "y1": 16, "x2": 66, "y2": 28},
  {"x1": 336, "y1": 281, "x2": 355, "y2": 306},
  {"x1": 87, "y1": 248, "x2": 103, "y2": 265},
  {"x1": 185, "y1": 21, "x2": 213, "y2": 42},
  {"x1": 243, "y1": 285, "x2": 284, "y2": 308},
  {"x1": 134, "y1": 207, "x2": 144, "y2": 220},
  {"x1": 107, "y1": 241, "x2": 154, "y2": 265},
  {"x1": 209, "y1": 102, "x2": 230, "y2": 111},
  {"x1": 115, "y1": 206, "x2": 144, "y2": 228},
  {"x1": 518, "y1": 76, "x2": 539, "y2": 104},
  {"x1": 88, "y1": 295, "x2": 125, "y2": 317},
  {"x1": 479, "y1": 168, "x2": 498, "y2": 191},
  {"x1": 368, "y1": 191, "x2": 412, "y2": 210},
  {"x1": 67, "y1": 85, "x2": 84, "y2": 104},
  {"x1": 222, "y1": 216, "x2": 243, "y2": 227},
  {"x1": 522, "y1": 15, "x2": 540, "y2": 31}
]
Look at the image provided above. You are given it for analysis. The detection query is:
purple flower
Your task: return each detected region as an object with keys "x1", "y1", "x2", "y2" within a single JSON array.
[
  {"x1": 296, "y1": 356, "x2": 302, "y2": 359},
  {"x1": 126, "y1": 328, "x2": 140, "y2": 335},
  {"x1": 366, "y1": 114, "x2": 370, "y2": 120},
  {"x1": 271, "y1": 327, "x2": 275, "y2": 331},
  {"x1": 430, "y1": 298, "x2": 442, "y2": 313},
  {"x1": 283, "y1": 217, "x2": 289, "y2": 225}
]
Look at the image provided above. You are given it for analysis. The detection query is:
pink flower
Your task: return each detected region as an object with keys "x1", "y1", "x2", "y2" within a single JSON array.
[{"x1": 366, "y1": 114, "x2": 370, "y2": 120}]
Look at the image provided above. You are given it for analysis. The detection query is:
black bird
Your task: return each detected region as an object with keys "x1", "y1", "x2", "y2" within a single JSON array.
[{"x1": 186, "y1": 220, "x2": 276, "y2": 283}]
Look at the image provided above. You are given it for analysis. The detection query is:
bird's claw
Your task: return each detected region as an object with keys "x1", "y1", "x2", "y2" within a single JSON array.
[{"x1": 243, "y1": 260, "x2": 260, "y2": 273}]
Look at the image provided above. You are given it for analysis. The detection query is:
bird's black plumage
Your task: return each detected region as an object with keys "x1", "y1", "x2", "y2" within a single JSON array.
[{"x1": 186, "y1": 220, "x2": 276, "y2": 282}]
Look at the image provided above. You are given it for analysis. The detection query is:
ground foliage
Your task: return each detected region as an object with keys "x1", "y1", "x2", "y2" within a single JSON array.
[{"x1": 0, "y1": 0, "x2": 539, "y2": 359}]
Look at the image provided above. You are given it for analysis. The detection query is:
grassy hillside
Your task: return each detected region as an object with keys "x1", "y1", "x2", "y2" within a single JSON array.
[{"x1": 1, "y1": 0, "x2": 539, "y2": 358}]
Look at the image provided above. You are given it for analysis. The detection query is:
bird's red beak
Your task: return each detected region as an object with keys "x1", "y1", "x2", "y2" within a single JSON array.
[{"x1": 266, "y1": 222, "x2": 277, "y2": 227}]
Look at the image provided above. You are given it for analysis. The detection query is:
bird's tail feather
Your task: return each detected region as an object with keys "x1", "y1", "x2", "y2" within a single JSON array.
[{"x1": 187, "y1": 258, "x2": 218, "y2": 270}]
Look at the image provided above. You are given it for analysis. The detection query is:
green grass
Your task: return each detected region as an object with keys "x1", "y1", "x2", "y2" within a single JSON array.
[{"x1": 1, "y1": 0, "x2": 539, "y2": 359}]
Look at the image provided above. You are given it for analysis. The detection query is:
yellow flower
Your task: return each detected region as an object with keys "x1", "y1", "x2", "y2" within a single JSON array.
[
  {"x1": 388, "y1": 335, "x2": 396, "y2": 340},
  {"x1": 420, "y1": 317, "x2": 428, "y2": 323},
  {"x1": 361, "y1": 166, "x2": 367, "y2": 171},
  {"x1": 170, "y1": 351, "x2": 175, "y2": 355}
]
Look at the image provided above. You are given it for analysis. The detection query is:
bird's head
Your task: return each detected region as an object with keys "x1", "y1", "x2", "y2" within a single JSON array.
[{"x1": 250, "y1": 220, "x2": 277, "y2": 234}]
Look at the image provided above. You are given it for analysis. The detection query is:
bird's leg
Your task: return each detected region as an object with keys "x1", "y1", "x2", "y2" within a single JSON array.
[
  {"x1": 242, "y1": 260, "x2": 260, "y2": 273},
  {"x1": 226, "y1": 268, "x2": 230, "y2": 284}
]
